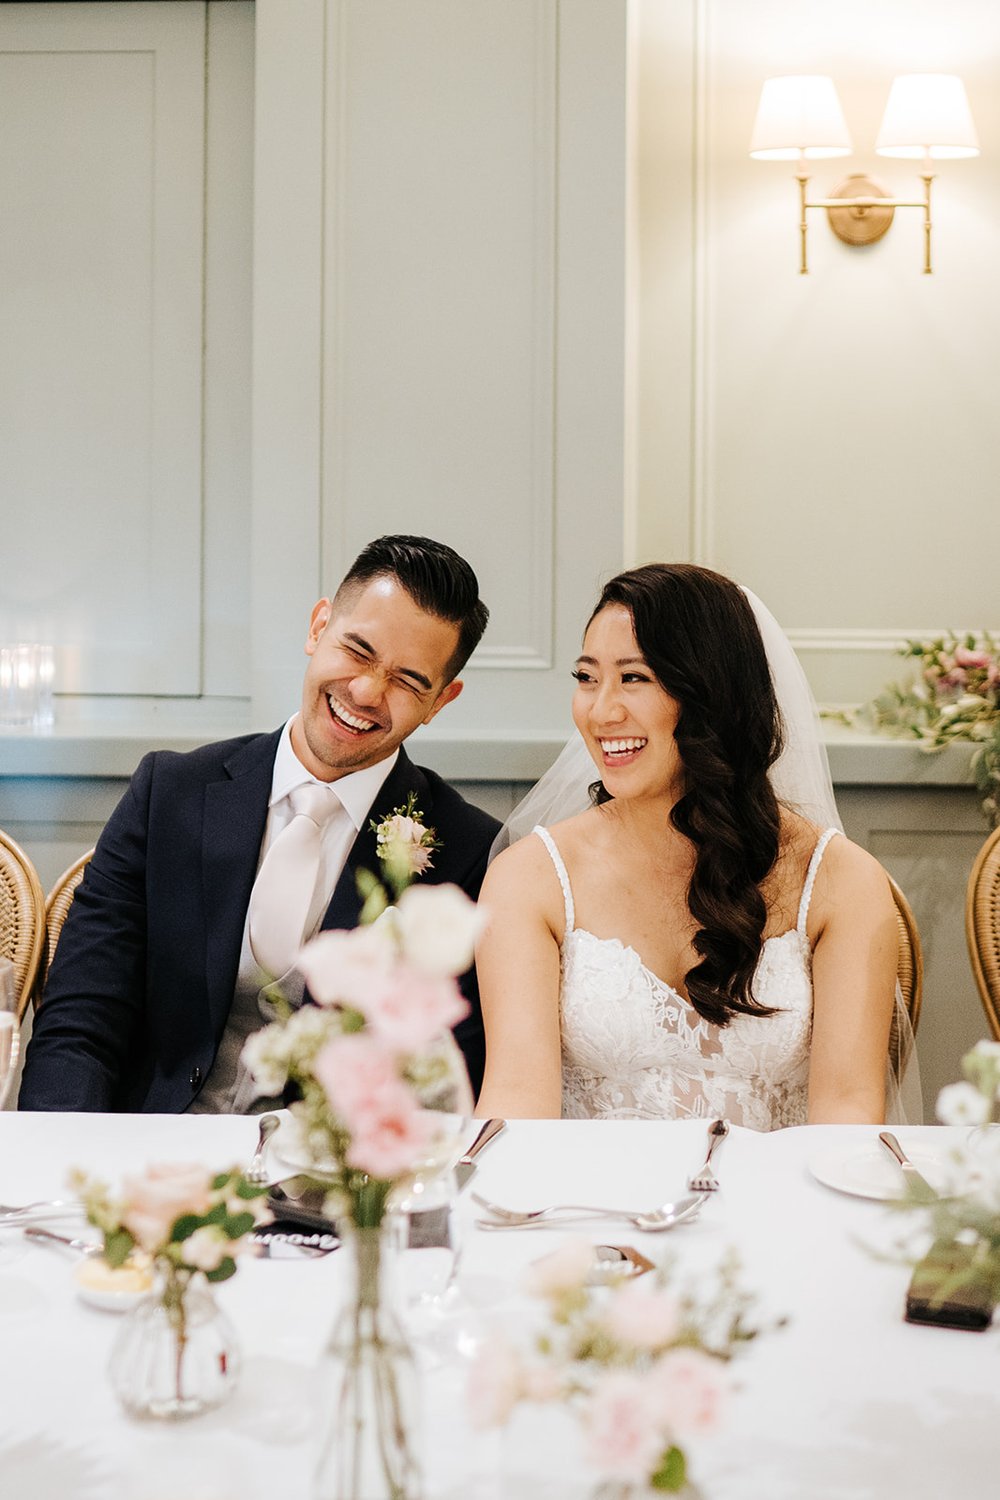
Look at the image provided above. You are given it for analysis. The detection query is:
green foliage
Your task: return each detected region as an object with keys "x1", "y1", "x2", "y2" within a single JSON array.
[{"x1": 650, "y1": 1446, "x2": 687, "y2": 1491}]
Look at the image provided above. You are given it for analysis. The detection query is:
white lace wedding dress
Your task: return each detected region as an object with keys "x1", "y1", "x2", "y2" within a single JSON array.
[{"x1": 535, "y1": 824, "x2": 840, "y2": 1130}]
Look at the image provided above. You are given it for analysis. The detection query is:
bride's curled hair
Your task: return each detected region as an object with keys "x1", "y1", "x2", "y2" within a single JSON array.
[{"x1": 589, "y1": 563, "x2": 784, "y2": 1027}]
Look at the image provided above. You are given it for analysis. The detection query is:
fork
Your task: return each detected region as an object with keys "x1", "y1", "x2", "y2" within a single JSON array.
[
  {"x1": 246, "y1": 1113, "x2": 281, "y2": 1185},
  {"x1": 687, "y1": 1118, "x2": 730, "y2": 1193}
]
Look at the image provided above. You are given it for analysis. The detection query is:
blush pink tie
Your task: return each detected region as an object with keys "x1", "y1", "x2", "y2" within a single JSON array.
[{"x1": 248, "y1": 782, "x2": 340, "y2": 978}]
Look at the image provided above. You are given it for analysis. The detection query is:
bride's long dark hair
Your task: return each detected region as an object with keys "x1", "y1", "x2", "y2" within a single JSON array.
[{"x1": 588, "y1": 563, "x2": 784, "y2": 1026}]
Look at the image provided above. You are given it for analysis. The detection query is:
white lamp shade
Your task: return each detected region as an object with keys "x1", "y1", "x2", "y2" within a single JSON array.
[
  {"x1": 750, "y1": 76, "x2": 852, "y2": 160},
  {"x1": 876, "y1": 74, "x2": 979, "y2": 159}
]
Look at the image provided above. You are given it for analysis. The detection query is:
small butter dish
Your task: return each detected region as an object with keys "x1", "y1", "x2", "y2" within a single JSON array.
[{"x1": 73, "y1": 1254, "x2": 154, "y2": 1312}]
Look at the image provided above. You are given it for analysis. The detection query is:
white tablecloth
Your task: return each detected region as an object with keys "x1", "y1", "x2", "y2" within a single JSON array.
[{"x1": 0, "y1": 1113, "x2": 995, "y2": 1499}]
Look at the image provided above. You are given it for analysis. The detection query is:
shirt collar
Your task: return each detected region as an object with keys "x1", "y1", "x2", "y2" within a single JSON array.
[{"x1": 271, "y1": 717, "x2": 400, "y2": 832}]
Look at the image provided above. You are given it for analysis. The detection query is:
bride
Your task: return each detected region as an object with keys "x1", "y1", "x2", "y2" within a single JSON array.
[{"x1": 473, "y1": 563, "x2": 903, "y2": 1127}]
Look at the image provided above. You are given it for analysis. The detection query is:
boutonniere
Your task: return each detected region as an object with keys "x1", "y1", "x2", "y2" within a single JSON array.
[{"x1": 370, "y1": 792, "x2": 440, "y2": 880}]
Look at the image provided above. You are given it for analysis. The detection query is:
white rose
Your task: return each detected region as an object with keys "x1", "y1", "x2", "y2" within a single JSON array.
[
  {"x1": 396, "y1": 883, "x2": 486, "y2": 978},
  {"x1": 936, "y1": 1081, "x2": 991, "y2": 1126},
  {"x1": 241, "y1": 1028, "x2": 289, "y2": 1096},
  {"x1": 182, "y1": 1225, "x2": 231, "y2": 1272}
]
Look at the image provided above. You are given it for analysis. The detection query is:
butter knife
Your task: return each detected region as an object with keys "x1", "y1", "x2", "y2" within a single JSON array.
[
  {"x1": 878, "y1": 1131, "x2": 938, "y2": 1202},
  {"x1": 454, "y1": 1117, "x2": 506, "y2": 1192}
]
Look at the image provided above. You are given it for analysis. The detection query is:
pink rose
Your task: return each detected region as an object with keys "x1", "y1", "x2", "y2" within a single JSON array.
[
  {"x1": 312, "y1": 1033, "x2": 401, "y2": 1125},
  {"x1": 364, "y1": 968, "x2": 469, "y2": 1052},
  {"x1": 583, "y1": 1371, "x2": 668, "y2": 1481},
  {"x1": 182, "y1": 1225, "x2": 236, "y2": 1272},
  {"x1": 296, "y1": 927, "x2": 393, "y2": 1008},
  {"x1": 466, "y1": 1335, "x2": 524, "y2": 1428},
  {"x1": 521, "y1": 1238, "x2": 595, "y2": 1298},
  {"x1": 646, "y1": 1348, "x2": 726, "y2": 1436},
  {"x1": 955, "y1": 647, "x2": 992, "y2": 670},
  {"x1": 602, "y1": 1281, "x2": 680, "y2": 1349},
  {"x1": 345, "y1": 1089, "x2": 434, "y2": 1178},
  {"x1": 121, "y1": 1163, "x2": 213, "y2": 1253}
]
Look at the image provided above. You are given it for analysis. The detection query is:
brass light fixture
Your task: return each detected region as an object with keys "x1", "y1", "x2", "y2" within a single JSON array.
[{"x1": 750, "y1": 74, "x2": 979, "y2": 273}]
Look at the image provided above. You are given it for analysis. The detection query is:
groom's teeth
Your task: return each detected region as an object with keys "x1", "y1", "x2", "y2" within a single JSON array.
[
  {"x1": 328, "y1": 696, "x2": 377, "y2": 732},
  {"x1": 600, "y1": 738, "x2": 647, "y2": 754}
]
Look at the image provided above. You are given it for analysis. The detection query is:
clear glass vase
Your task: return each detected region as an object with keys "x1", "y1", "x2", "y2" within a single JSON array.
[
  {"x1": 109, "y1": 1265, "x2": 241, "y2": 1420},
  {"x1": 314, "y1": 1220, "x2": 422, "y2": 1500}
]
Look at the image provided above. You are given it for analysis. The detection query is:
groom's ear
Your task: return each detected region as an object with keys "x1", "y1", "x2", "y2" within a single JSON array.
[{"x1": 422, "y1": 678, "x2": 463, "y2": 725}]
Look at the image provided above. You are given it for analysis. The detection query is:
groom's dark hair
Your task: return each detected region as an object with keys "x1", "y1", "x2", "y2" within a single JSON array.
[
  {"x1": 587, "y1": 562, "x2": 784, "y2": 1029},
  {"x1": 336, "y1": 534, "x2": 489, "y2": 682}
]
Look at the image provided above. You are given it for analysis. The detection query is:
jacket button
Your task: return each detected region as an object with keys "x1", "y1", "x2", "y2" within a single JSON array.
[{"x1": 190, "y1": 1066, "x2": 202, "y2": 1088}]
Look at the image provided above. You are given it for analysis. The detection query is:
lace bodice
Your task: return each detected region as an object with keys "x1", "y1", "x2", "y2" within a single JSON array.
[{"x1": 535, "y1": 825, "x2": 840, "y2": 1131}]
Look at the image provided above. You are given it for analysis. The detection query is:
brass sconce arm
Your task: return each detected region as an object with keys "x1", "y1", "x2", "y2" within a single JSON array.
[{"x1": 796, "y1": 171, "x2": 934, "y2": 274}]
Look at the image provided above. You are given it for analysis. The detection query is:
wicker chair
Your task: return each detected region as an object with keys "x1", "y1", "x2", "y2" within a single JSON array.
[
  {"x1": 965, "y1": 826, "x2": 1000, "y2": 1041},
  {"x1": 0, "y1": 829, "x2": 46, "y2": 1019},
  {"x1": 882, "y1": 875, "x2": 924, "y2": 1087},
  {"x1": 37, "y1": 848, "x2": 94, "y2": 1009}
]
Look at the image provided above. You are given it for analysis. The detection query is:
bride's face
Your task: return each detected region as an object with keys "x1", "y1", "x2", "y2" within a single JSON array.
[{"x1": 572, "y1": 605, "x2": 684, "y2": 804}]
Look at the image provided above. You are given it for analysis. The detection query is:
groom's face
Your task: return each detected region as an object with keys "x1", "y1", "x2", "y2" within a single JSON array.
[{"x1": 292, "y1": 576, "x2": 463, "y2": 780}]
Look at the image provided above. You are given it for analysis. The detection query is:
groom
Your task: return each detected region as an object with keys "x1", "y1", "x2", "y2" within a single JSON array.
[{"x1": 19, "y1": 535, "x2": 501, "y2": 1113}]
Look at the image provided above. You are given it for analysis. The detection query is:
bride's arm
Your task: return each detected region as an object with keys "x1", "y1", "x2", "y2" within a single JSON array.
[
  {"x1": 806, "y1": 838, "x2": 899, "y2": 1124},
  {"x1": 473, "y1": 838, "x2": 565, "y2": 1119}
]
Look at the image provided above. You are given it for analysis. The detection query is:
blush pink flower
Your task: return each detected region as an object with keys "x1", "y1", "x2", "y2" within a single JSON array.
[
  {"x1": 955, "y1": 647, "x2": 992, "y2": 670},
  {"x1": 296, "y1": 927, "x2": 393, "y2": 1008},
  {"x1": 363, "y1": 969, "x2": 469, "y2": 1052},
  {"x1": 120, "y1": 1163, "x2": 214, "y2": 1253},
  {"x1": 583, "y1": 1370, "x2": 668, "y2": 1481},
  {"x1": 521, "y1": 1238, "x2": 595, "y2": 1298},
  {"x1": 345, "y1": 1089, "x2": 435, "y2": 1178},
  {"x1": 312, "y1": 1032, "x2": 401, "y2": 1125},
  {"x1": 466, "y1": 1334, "x2": 524, "y2": 1428},
  {"x1": 603, "y1": 1281, "x2": 680, "y2": 1349},
  {"x1": 646, "y1": 1348, "x2": 726, "y2": 1437}
]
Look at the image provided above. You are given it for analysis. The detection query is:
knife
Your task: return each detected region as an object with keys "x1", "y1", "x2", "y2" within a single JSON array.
[
  {"x1": 454, "y1": 1117, "x2": 506, "y2": 1192},
  {"x1": 878, "y1": 1131, "x2": 938, "y2": 1202}
]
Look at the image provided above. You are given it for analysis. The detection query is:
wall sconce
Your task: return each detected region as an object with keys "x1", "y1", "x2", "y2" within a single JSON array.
[{"x1": 750, "y1": 73, "x2": 979, "y2": 273}]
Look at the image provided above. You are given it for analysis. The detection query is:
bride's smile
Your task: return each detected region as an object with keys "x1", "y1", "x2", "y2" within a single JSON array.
[{"x1": 571, "y1": 603, "x2": 683, "y2": 804}]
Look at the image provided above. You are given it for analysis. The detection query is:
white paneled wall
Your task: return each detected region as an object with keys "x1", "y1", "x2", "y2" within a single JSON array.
[{"x1": 636, "y1": 0, "x2": 1000, "y2": 704}]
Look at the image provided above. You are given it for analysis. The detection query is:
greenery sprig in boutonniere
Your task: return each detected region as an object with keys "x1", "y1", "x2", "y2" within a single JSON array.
[{"x1": 840, "y1": 633, "x2": 1000, "y2": 828}]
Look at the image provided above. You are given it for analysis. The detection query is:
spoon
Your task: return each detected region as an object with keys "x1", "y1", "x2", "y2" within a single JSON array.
[{"x1": 473, "y1": 1191, "x2": 709, "y2": 1233}]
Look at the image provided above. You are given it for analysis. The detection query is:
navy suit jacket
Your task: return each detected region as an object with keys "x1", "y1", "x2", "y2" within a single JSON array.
[{"x1": 19, "y1": 731, "x2": 500, "y2": 1112}]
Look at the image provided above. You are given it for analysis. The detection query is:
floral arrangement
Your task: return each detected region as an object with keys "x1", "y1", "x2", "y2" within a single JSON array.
[
  {"x1": 241, "y1": 878, "x2": 481, "y2": 1228},
  {"x1": 847, "y1": 633, "x2": 1000, "y2": 826},
  {"x1": 467, "y1": 1240, "x2": 769, "y2": 1496},
  {"x1": 371, "y1": 793, "x2": 440, "y2": 880},
  {"x1": 902, "y1": 1040, "x2": 1000, "y2": 1304},
  {"x1": 71, "y1": 1161, "x2": 270, "y2": 1280}
]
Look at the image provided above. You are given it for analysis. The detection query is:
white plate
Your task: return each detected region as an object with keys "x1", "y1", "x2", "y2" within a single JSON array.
[{"x1": 807, "y1": 1141, "x2": 950, "y2": 1200}]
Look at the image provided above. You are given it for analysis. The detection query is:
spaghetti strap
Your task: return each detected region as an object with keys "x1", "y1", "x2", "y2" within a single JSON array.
[
  {"x1": 533, "y1": 826, "x2": 575, "y2": 932},
  {"x1": 796, "y1": 827, "x2": 841, "y2": 934}
]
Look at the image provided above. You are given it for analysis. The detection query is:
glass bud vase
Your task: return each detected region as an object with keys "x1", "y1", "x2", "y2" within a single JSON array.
[
  {"x1": 314, "y1": 1219, "x2": 422, "y2": 1500},
  {"x1": 109, "y1": 1265, "x2": 241, "y2": 1420}
]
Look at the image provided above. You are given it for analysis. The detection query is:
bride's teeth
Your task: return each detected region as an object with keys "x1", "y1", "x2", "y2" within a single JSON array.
[
  {"x1": 600, "y1": 737, "x2": 647, "y2": 754},
  {"x1": 328, "y1": 696, "x2": 377, "y2": 732}
]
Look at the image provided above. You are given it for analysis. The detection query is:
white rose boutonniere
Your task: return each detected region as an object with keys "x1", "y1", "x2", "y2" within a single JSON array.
[{"x1": 371, "y1": 793, "x2": 440, "y2": 883}]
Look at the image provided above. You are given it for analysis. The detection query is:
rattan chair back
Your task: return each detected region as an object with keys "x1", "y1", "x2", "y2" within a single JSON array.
[
  {"x1": 0, "y1": 830, "x2": 46, "y2": 1019},
  {"x1": 965, "y1": 826, "x2": 1000, "y2": 1041},
  {"x1": 38, "y1": 849, "x2": 93, "y2": 1009}
]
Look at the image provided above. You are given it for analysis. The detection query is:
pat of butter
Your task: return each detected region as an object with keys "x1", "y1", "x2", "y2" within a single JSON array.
[{"x1": 74, "y1": 1256, "x2": 154, "y2": 1295}]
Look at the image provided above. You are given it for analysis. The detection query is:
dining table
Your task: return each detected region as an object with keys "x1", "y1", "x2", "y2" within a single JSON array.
[{"x1": 0, "y1": 1111, "x2": 995, "y2": 1499}]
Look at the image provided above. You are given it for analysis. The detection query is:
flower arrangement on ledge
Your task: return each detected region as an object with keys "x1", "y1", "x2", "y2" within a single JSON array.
[
  {"x1": 467, "y1": 1240, "x2": 773, "y2": 1498},
  {"x1": 842, "y1": 633, "x2": 1000, "y2": 827}
]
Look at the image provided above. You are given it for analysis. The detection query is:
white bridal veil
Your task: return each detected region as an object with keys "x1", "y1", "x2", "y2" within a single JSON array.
[{"x1": 491, "y1": 586, "x2": 920, "y2": 1125}]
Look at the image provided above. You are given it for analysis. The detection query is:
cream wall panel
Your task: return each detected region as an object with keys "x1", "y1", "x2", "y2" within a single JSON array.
[
  {"x1": 637, "y1": 0, "x2": 1000, "y2": 705},
  {"x1": 0, "y1": 3, "x2": 206, "y2": 698},
  {"x1": 253, "y1": 0, "x2": 628, "y2": 736}
]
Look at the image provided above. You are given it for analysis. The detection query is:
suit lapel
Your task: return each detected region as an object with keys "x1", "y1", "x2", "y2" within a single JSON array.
[
  {"x1": 201, "y1": 729, "x2": 281, "y2": 1037},
  {"x1": 322, "y1": 749, "x2": 430, "y2": 932}
]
